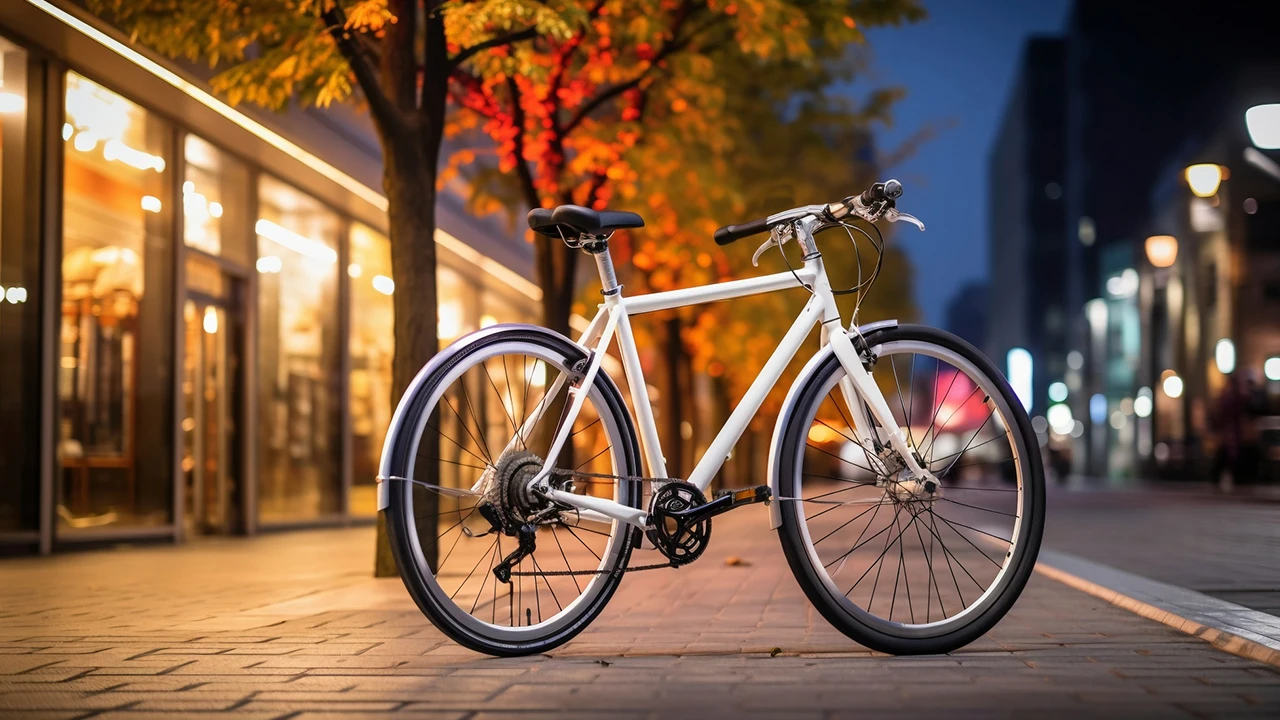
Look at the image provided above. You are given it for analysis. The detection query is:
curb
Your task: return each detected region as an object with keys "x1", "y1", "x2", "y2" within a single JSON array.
[{"x1": 1036, "y1": 549, "x2": 1280, "y2": 668}]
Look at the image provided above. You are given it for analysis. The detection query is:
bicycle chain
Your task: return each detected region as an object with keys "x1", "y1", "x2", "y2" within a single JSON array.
[
  {"x1": 383, "y1": 470, "x2": 891, "y2": 580},
  {"x1": 507, "y1": 469, "x2": 678, "y2": 577}
]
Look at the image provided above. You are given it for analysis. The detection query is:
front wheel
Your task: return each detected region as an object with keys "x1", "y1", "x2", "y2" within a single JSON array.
[{"x1": 776, "y1": 325, "x2": 1045, "y2": 655}]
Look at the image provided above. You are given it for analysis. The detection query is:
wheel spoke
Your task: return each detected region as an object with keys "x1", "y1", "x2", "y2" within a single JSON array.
[
  {"x1": 928, "y1": 434, "x2": 1008, "y2": 468},
  {"x1": 482, "y1": 358, "x2": 520, "y2": 440},
  {"x1": 919, "y1": 367, "x2": 961, "y2": 461},
  {"x1": 913, "y1": 516, "x2": 943, "y2": 622},
  {"x1": 814, "y1": 499, "x2": 884, "y2": 547},
  {"x1": 806, "y1": 442, "x2": 879, "y2": 476},
  {"x1": 938, "y1": 407, "x2": 997, "y2": 478},
  {"x1": 930, "y1": 510, "x2": 1010, "y2": 565},
  {"x1": 922, "y1": 385, "x2": 981, "y2": 464},
  {"x1": 937, "y1": 496, "x2": 1017, "y2": 518},
  {"x1": 917, "y1": 511, "x2": 984, "y2": 591},
  {"x1": 551, "y1": 527, "x2": 583, "y2": 594}
]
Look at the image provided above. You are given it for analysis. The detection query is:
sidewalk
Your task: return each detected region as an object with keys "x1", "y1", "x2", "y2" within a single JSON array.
[{"x1": 2, "y1": 504, "x2": 1278, "y2": 718}]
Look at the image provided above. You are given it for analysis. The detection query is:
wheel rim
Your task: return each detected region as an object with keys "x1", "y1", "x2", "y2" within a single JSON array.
[
  {"x1": 791, "y1": 339, "x2": 1031, "y2": 638},
  {"x1": 395, "y1": 339, "x2": 632, "y2": 641}
]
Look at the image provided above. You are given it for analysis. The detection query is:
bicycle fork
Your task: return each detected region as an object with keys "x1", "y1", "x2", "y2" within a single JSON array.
[{"x1": 825, "y1": 321, "x2": 937, "y2": 489}]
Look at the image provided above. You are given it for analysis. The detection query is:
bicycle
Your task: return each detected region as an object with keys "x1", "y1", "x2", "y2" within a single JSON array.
[{"x1": 377, "y1": 179, "x2": 1045, "y2": 657}]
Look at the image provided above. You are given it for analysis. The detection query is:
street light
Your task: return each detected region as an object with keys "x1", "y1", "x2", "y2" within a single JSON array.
[
  {"x1": 1007, "y1": 348, "x2": 1033, "y2": 412},
  {"x1": 1214, "y1": 338, "x2": 1236, "y2": 375},
  {"x1": 1134, "y1": 387, "x2": 1153, "y2": 418},
  {"x1": 1185, "y1": 164, "x2": 1224, "y2": 197},
  {"x1": 1266, "y1": 357, "x2": 1280, "y2": 382},
  {"x1": 1145, "y1": 235, "x2": 1178, "y2": 268},
  {"x1": 1245, "y1": 103, "x2": 1280, "y2": 150},
  {"x1": 1162, "y1": 372, "x2": 1184, "y2": 399}
]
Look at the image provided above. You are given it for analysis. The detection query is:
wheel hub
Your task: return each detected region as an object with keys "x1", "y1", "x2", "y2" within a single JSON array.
[{"x1": 487, "y1": 450, "x2": 550, "y2": 533}]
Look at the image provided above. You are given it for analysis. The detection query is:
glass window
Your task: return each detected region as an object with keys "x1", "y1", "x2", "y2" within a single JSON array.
[
  {"x1": 481, "y1": 285, "x2": 538, "y2": 328},
  {"x1": 438, "y1": 266, "x2": 472, "y2": 343},
  {"x1": 256, "y1": 176, "x2": 340, "y2": 523},
  {"x1": 347, "y1": 223, "x2": 393, "y2": 518},
  {"x1": 58, "y1": 72, "x2": 175, "y2": 533},
  {"x1": 183, "y1": 134, "x2": 250, "y2": 264},
  {"x1": 0, "y1": 36, "x2": 39, "y2": 534}
]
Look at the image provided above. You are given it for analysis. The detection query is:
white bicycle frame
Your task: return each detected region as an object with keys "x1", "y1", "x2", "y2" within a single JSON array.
[{"x1": 516, "y1": 214, "x2": 934, "y2": 531}]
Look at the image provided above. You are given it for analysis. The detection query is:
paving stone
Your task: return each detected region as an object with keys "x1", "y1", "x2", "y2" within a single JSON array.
[{"x1": 0, "y1": 506, "x2": 1277, "y2": 717}]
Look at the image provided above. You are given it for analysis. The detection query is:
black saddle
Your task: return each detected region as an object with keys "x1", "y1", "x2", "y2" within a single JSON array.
[{"x1": 528, "y1": 204, "x2": 645, "y2": 238}]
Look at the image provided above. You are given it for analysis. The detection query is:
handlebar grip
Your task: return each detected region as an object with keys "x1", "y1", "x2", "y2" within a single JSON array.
[
  {"x1": 714, "y1": 216, "x2": 771, "y2": 245},
  {"x1": 859, "y1": 179, "x2": 903, "y2": 206}
]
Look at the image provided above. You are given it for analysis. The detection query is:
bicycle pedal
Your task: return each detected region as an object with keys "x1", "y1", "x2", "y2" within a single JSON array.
[{"x1": 712, "y1": 485, "x2": 773, "y2": 505}]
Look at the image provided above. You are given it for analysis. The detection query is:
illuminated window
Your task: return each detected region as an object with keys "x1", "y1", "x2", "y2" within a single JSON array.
[
  {"x1": 58, "y1": 72, "x2": 175, "y2": 532},
  {"x1": 183, "y1": 134, "x2": 250, "y2": 264},
  {"x1": 256, "y1": 176, "x2": 341, "y2": 523},
  {"x1": 348, "y1": 223, "x2": 393, "y2": 517}
]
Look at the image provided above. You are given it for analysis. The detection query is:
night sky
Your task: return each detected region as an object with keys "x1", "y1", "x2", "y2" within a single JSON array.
[{"x1": 852, "y1": 0, "x2": 1070, "y2": 325}]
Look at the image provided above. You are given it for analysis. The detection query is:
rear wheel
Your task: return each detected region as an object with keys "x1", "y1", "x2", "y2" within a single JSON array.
[
  {"x1": 381, "y1": 325, "x2": 641, "y2": 656},
  {"x1": 777, "y1": 325, "x2": 1044, "y2": 655}
]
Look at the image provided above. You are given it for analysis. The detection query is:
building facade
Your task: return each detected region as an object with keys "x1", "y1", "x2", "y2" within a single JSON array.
[
  {"x1": 988, "y1": 0, "x2": 1280, "y2": 483},
  {"x1": 0, "y1": 0, "x2": 541, "y2": 554},
  {"x1": 986, "y1": 37, "x2": 1068, "y2": 417}
]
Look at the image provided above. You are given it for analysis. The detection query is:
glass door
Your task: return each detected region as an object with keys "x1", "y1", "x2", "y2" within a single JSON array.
[{"x1": 181, "y1": 295, "x2": 242, "y2": 535}]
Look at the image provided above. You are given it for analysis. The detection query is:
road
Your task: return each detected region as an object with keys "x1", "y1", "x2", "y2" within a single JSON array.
[{"x1": 1044, "y1": 484, "x2": 1280, "y2": 615}]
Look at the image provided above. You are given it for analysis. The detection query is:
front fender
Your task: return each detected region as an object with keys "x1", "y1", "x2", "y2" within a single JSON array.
[{"x1": 765, "y1": 319, "x2": 898, "y2": 529}]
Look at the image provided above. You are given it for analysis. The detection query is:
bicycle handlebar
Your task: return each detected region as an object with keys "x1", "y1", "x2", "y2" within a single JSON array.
[
  {"x1": 713, "y1": 217, "x2": 771, "y2": 246},
  {"x1": 712, "y1": 179, "x2": 905, "y2": 246}
]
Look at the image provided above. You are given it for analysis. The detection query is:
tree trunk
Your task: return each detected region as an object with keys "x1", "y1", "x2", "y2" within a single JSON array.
[
  {"x1": 374, "y1": 128, "x2": 442, "y2": 578},
  {"x1": 535, "y1": 236, "x2": 578, "y2": 339}
]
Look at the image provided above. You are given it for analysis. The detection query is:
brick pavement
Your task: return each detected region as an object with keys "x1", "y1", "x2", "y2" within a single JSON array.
[{"x1": 1, "y1": 504, "x2": 1278, "y2": 718}]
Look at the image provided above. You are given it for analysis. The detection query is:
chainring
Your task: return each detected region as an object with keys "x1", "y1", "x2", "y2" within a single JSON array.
[{"x1": 646, "y1": 481, "x2": 712, "y2": 566}]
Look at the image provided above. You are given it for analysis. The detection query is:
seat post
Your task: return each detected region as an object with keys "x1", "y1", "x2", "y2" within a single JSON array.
[{"x1": 586, "y1": 236, "x2": 621, "y2": 296}]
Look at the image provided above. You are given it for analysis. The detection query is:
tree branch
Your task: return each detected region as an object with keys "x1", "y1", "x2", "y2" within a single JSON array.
[
  {"x1": 449, "y1": 26, "x2": 540, "y2": 70},
  {"x1": 448, "y1": 69, "x2": 503, "y2": 120},
  {"x1": 560, "y1": 4, "x2": 721, "y2": 135},
  {"x1": 506, "y1": 77, "x2": 542, "y2": 210},
  {"x1": 548, "y1": 0, "x2": 608, "y2": 98},
  {"x1": 321, "y1": 4, "x2": 403, "y2": 133},
  {"x1": 561, "y1": 75, "x2": 647, "y2": 135}
]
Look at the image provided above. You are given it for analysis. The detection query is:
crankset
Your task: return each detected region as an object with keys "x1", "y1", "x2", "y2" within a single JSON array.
[{"x1": 647, "y1": 482, "x2": 772, "y2": 566}]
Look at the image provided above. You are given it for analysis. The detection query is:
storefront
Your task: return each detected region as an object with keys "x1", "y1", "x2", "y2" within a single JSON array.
[{"x1": 0, "y1": 1, "x2": 540, "y2": 553}]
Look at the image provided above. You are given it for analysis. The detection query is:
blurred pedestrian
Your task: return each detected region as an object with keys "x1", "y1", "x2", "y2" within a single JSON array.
[{"x1": 1214, "y1": 372, "x2": 1263, "y2": 488}]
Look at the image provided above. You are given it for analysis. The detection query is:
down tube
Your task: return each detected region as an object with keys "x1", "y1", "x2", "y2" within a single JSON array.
[{"x1": 685, "y1": 298, "x2": 825, "y2": 492}]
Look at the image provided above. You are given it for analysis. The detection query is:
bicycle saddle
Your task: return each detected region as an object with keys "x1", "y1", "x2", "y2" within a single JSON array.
[{"x1": 528, "y1": 205, "x2": 645, "y2": 238}]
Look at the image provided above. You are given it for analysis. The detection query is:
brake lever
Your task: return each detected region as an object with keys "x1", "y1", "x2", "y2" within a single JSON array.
[
  {"x1": 751, "y1": 226, "x2": 792, "y2": 266},
  {"x1": 883, "y1": 207, "x2": 925, "y2": 231}
]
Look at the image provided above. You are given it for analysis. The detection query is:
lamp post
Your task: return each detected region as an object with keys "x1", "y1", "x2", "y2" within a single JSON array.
[{"x1": 1144, "y1": 234, "x2": 1180, "y2": 472}]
